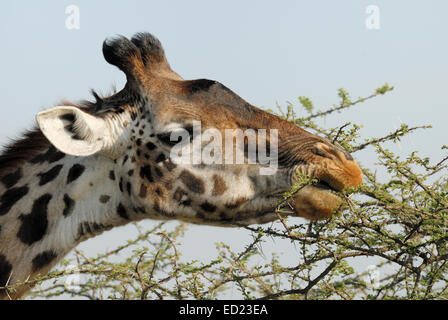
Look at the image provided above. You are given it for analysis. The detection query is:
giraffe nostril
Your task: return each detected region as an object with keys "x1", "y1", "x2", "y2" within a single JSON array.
[
  {"x1": 311, "y1": 147, "x2": 334, "y2": 160},
  {"x1": 307, "y1": 141, "x2": 362, "y2": 190},
  {"x1": 312, "y1": 142, "x2": 355, "y2": 163}
]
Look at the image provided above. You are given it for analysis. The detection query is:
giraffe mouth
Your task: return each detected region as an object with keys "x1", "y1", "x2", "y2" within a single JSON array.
[
  {"x1": 289, "y1": 173, "x2": 346, "y2": 221},
  {"x1": 314, "y1": 180, "x2": 343, "y2": 196}
]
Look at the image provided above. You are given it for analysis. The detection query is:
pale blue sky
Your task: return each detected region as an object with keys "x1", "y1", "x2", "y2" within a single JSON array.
[
  {"x1": 0, "y1": 1, "x2": 447, "y2": 296},
  {"x1": 1, "y1": 1, "x2": 446, "y2": 156}
]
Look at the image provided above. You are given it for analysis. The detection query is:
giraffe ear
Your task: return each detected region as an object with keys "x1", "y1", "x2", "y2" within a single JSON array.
[{"x1": 36, "y1": 106, "x2": 111, "y2": 157}]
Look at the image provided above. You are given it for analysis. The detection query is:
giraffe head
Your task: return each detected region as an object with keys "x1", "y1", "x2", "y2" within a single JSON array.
[{"x1": 37, "y1": 33, "x2": 362, "y2": 225}]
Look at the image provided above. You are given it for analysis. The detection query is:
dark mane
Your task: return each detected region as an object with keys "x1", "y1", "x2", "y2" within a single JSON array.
[
  {"x1": 0, "y1": 86, "x2": 143, "y2": 181},
  {"x1": 0, "y1": 92, "x2": 99, "y2": 181},
  {"x1": 59, "y1": 89, "x2": 115, "y2": 113},
  {"x1": 0, "y1": 129, "x2": 51, "y2": 180},
  {"x1": 63, "y1": 86, "x2": 142, "y2": 115}
]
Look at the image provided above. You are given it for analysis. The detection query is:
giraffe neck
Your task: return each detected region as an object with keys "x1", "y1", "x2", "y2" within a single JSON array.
[{"x1": 0, "y1": 135, "x2": 127, "y2": 299}]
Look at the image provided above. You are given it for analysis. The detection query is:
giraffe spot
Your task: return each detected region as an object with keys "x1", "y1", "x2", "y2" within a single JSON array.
[
  {"x1": 200, "y1": 202, "x2": 216, "y2": 213},
  {"x1": 62, "y1": 194, "x2": 75, "y2": 217},
  {"x1": 0, "y1": 185, "x2": 29, "y2": 216},
  {"x1": 37, "y1": 164, "x2": 63, "y2": 186},
  {"x1": 155, "y1": 187, "x2": 163, "y2": 197},
  {"x1": 146, "y1": 141, "x2": 157, "y2": 151},
  {"x1": 31, "y1": 250, "x2": 57, "y2": 272},
  {"x1": 179, "y1": 170, "x2": 204, "y2": 194},
  {"x1": 225, "y1": 197, "x2": 248, "y2": 210},
  {"x1": 156, "y1": 153, "x2": 166, "y2": 163},
  {"x1": 117, "y1": 203, "x2": 129, "y2": 220},
  {"x1": 1, "y1": 167, "x2": 22, "y2": 188},
  {"x1": 140, "y1": 165, "x2": 154, "y2": 182},
  {"x1": 139, "y1": 184, "x2": 148, "y2": 198},
  {"x1": 29, "y1": 146, "x2": 65, "y2": 164},
  {"x1": 134, "y1": 206, "x2": 146, "y2": 214},
  {"x1": 17, "y1": 194, "x2": 52, "y2": 245},
  {"x1": 67, "y1": 164, "x2": 85, "y2": 184},
  {"x1": 186, "y1": 79, "x2": 217, "y2": 93},
  {"x1": 122, "y1": 155, "x2": 129, "y2": 165},
  {"x1": 109, "y1": 170, "x2": 116, "y2": 181},
  {"x1": 99, "y1": 195, "x2": 111, "y2": 203},
  {"x1": 136, "y1": 138, "x2": 142, "y2": 146},
  {"x1": 182, "y1": 199, "x2": 192, "y2": 206},
  {"x1": 173, "y1": 187, "x2": 186, "y2": 201},
  {"x1": 173, "y1": 187, "x2": 191, "y2": 206},
  {"x1": 212, "y1": 175, "x2": 227, "y2": 196},
  {"x1": 164, "y1": 160, "x2": 177, "y2": 172},
  {"x1": 0, "y1": 254, "x2": 12, "y2": 295},
  {"x1": 128, "y1": 169, "x2": 134, "y2": 177},
  {"x1": 219, "y1": 212, "x2": 233, "y2": 222},
  {"x1": 154, "y1": 166, "x2": 163, "y2": 178}
]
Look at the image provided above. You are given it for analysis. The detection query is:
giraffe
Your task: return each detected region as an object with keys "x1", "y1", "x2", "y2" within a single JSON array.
[{"x1": 0, "y1": 32, "x2": 362, "y2": 299}]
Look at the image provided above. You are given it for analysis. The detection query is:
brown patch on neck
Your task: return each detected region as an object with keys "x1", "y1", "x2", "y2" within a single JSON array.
[
  {"x1": 0, "y1": 129, "x2": 52, "y2": 179},
  {"x1": 212, "y1": 175, "x2": 227, "y2": 196}
]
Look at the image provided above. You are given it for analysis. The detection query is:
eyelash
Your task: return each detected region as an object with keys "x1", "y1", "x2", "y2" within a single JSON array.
[{"x1": 157, "y1": 126, "x2": 194, "y2": 146}]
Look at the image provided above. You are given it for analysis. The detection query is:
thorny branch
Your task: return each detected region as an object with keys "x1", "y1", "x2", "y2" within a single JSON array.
[{"x1": 7, "y1": 83, "x2": 447, "y2": 300}]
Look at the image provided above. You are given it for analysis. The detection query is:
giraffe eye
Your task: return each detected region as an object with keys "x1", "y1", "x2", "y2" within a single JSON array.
[
  {"x1": 157, "y1": 132, "x2": 180, "y2": 146},
  {"x1": 157, "y1": 126, "x2": 194, "y2": 147}
]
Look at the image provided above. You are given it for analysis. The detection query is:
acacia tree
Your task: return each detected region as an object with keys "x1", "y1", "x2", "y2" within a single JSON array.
[{"x1": 19, "y1": 84, "x2": 448, "y2": 300}]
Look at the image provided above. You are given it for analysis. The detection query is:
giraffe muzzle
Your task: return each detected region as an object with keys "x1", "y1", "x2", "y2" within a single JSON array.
[{"x1": 289, "y1": 148, "x2": 363, "y2": 220}]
